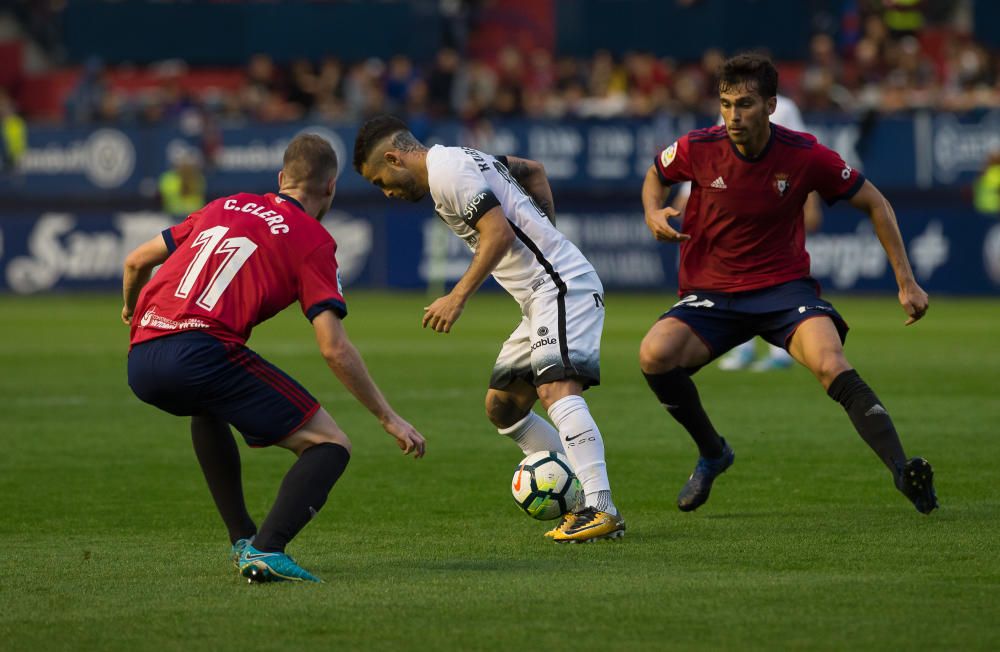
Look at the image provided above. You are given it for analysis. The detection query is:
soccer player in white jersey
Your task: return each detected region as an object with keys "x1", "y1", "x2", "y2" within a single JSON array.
[
  {"x1": 673, "y1": 94, "x2": 824, "y2": 371},
  {"x1": 353, "y1": 115, "x2": 624, "y2": 543}
]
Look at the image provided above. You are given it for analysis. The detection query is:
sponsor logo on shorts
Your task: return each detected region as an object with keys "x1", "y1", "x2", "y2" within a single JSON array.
[
  {"x1": 530, "y1": 337, "x2": 558, "y2": 351},
  {"x1": 531, "y1": 277, "x2": 549, "y2": 291},
  {"x1": 537, "y1": 326, "x2": 549, "y2": 337},
  {"x1": 673, "y1": 295, "x2": 715, "y2": 308}
]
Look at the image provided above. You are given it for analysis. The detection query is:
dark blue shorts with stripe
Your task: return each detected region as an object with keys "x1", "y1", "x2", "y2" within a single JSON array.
[
  {"x1": 661, "y1": 277, "x2": 850, "y2": 368},
  {"x1": 128, "y1": 331, "x2": 320, "y2": 447}
]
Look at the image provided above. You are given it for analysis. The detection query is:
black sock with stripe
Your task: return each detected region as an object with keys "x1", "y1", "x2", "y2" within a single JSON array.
[
  {"x1": 255, "y1": 443, "x2": 351, "y2": 553},
  {"x1": 827, "y1": 369, "x2": 906, "y2": 477},
  {"x1": 643, "y1": 368, "x2": 724, "y2": 459}
]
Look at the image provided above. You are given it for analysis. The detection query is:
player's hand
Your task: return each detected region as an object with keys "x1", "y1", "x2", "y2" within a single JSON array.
[
  {"x1": 121, "y1": 305, "x2": 133, "y2": 325},
  {"x1": 645, "y1": 207, "x2": 691, "y2": 243},
  {"x1": 899, "y1": 280, "x2": 929, "y2": 326},
  {"x1": 422, "y1": 293, "x2": 465, "y2": 333},
  {"x1": 382, "y1": 414, "x2": 426, "y2": 458}
]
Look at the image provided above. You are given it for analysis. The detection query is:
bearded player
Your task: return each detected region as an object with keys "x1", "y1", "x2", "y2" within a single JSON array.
[{"x1": 353, "y1": 115, "x2": 625, "y2": 543}]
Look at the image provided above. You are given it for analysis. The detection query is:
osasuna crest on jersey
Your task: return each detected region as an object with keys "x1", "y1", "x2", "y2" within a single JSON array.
[{"x1": 773, "y1": 173, "x2": 790, "y2": 197}]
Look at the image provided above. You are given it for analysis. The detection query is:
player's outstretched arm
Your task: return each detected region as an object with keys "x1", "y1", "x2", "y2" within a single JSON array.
[
  {"x1": 504, "y1": 155, "x2": 556, "y2": 224},
  {"x1": 422, "y1": 205, "x2": 514, "y2": 333},
  {"x1": 121, "y1": 234, "x2": 170, "y2": 324},
  {"x1": 312, "y1": 311, "x2": 425, "y2": 457},
  {"x1": 848, "y1": 180, "x2": 928, "y2": 325},
  {"x1": 642, "y1": 165, "x2": 690, "y2": 243}
]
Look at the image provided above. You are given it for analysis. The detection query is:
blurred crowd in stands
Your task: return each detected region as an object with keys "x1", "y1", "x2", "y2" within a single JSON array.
[
  {"x1": 0, "y1": 5, "x2": 989, "y2": 129},
  {"x1": 56, "y1": 31, "x2": 999, "y2": 129},
  {"x1": 1, "y1": 0, "x2": 998, "y2": 214}
]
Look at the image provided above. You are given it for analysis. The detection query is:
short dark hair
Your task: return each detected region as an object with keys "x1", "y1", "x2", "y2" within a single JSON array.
[
  {"x1": 283, "y1": 133, "x2": 338, "y2": 192},
  {"x1": 353, "y1": 115, "x2": 409, "y2": 173},
  {"x1": 719, "y1": 53, "x2": 778, "y2": 99}
]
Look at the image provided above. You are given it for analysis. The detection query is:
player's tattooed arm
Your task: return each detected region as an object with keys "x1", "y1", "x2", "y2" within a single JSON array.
[
  {"x1": 121, "y1": 234, "x2": 171, "y2": 324},
  {"x1": 505, "y1": 155, "x2": 556, "y2": 225},
  {"x1": 423, "y1": 206, "x2": 514, "y2": 333}
]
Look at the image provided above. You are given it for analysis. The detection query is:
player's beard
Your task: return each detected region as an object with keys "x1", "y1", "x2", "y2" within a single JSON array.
[{"x1": 400, "y1": 177, "x2": 427, "y2": 202}]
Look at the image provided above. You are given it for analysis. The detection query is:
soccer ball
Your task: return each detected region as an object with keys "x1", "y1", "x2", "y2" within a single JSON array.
[{"x1": 511, "y1": 451, "x2": 583, "y2": 520}]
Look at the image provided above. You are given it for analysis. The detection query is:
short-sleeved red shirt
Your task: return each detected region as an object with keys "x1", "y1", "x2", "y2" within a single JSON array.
[
  {"x1": 654, "y1": 124, "x2": 865, "y2": 294},
  {"x1": 130, "y1": 192, "x2": 346, "y2": 348}
]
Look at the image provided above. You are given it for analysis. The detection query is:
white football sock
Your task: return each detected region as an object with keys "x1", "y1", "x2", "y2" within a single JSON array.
[
  {"x1": 546, "y1": 395, "x2": 617, "y2": 515},
  {"x1": 498, "y1": 411, "x2": 563, "y2": 455}
]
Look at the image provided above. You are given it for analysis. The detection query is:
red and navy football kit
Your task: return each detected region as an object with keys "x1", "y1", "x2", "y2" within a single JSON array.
[
  {"x1": 654, "y1": 124, "x2": 864, "y2": 360},
  {"x1": 128, "y1": 192, "x2": 346, "y2": 446}
]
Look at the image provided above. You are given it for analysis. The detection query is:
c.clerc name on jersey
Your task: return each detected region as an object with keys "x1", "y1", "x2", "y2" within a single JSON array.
[{"x1": 223, "y1": 198, "x2": 290, "y2": 235}]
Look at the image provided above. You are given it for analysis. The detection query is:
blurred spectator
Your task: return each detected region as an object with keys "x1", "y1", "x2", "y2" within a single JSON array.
[
  {"x1": 159, "y1": 151, "x2": 206, "y2": 219},
  {"x1": 0, "y1": 89, "x2": 27, "y2": 174},
  {"x1": 427, "y1": 48, "x2": 461, "y2": 118},
  {"x1": 881, "y1": 0, "x2": 925, "y2": 39},
  {"x1": 385, "y1": 55, "x2": 419, "y2": 112},
  {"x1": 65, "y1": 57, "x2": 110, "y2": 124},
  {"x1": 242, "y1": 53, "x2": 286, "y2": 120},
  {"x1": 286, "y1": 59, "x2": 319, "y2": 114},
  {"x1": 15, "y1": 9, "x2": 1000, "y2": 126},
  {"x1": 974, "y1": 151, "x2": 1000, "y2": 216},
  {"x1": 625, "y1": 52, "x2": 672, "y2": 117},
  {"x1": 312, "y1": 57, "x2": 348, "y2": 121}
]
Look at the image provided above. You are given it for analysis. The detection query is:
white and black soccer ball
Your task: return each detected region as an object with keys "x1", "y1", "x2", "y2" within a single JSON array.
[{"x1": 511, "y1": 451, "x2": 583, "y2": 520}]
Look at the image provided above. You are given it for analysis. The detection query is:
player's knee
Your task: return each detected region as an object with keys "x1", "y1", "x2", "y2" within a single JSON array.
[
  {"x1": 812, "y1": 353, "x2": 851, "y2": 387},
  {"x1": 281, "y1": 408, "x2": 352, "y2": 455},
  {"x1": 297, "y1": 429, "x2": 352, "y2": 455},
  {"x1": 485, "y1": 389, "x2": 531, "y2": 429},
  {"x1": 639, "y1": 335, "x2": 678, "y2": 373},
  {"x1": 535, "y1": 379, "x2": 583, "y2": 410}
]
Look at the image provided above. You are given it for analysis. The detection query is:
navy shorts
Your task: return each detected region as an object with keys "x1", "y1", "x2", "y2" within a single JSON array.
[
  {"x1": 128, "y1": 331, "x2": 320, "y2": 447},
  {"x1": 661, "y1": 278, "x2": 849, "y2": 365}
]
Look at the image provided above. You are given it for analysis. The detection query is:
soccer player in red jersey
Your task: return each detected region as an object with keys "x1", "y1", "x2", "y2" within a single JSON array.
[
  {"x1": 639, "y1": 53, "x2": 937, "y2": 514},
  {"x1": 122, "y1": 135, "x2": 426, "y2": 583}
]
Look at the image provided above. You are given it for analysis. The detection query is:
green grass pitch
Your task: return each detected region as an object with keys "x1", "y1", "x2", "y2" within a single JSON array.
[{"x1": 2, "y1": 291, "x2": 998, "y2": 650}]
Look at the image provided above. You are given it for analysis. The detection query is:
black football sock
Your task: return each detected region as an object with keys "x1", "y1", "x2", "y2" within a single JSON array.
[
  {"x1": 191, "y1": 416, "x2": 257, "y2": 544},
  {"x1": 254, "y1": 443, "x2": 351, "y2": 553},
  {"x1": 643, "y1": 368, "x2": 725, "y2": 459},
  {"x1": 827, "y1": 369, "x2": 907, "y2": 477}
]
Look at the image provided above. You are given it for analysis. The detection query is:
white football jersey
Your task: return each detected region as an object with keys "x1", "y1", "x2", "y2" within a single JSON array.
[{"x1": 425, "y1": 145, "x2": 595, "y2": 306}]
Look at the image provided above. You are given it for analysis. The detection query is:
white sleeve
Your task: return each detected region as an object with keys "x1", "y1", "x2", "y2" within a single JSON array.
[{"x1": 430, "y1": 151, "x2": 501, "y2": 227}]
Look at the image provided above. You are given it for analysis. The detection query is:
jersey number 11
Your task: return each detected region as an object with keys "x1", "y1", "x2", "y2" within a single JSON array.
[{"x1": 175, "y1": 226, "x2": 258, "y2": 311}]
